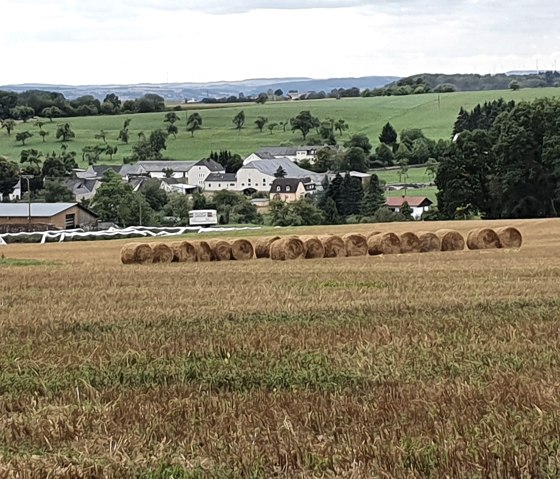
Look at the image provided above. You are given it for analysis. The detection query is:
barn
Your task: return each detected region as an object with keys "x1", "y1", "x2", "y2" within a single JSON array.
[{"x1": 0, "y1": 203, "x2": 99, "y2": 233}]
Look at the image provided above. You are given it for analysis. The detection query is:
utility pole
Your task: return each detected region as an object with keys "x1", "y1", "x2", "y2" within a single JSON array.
[{"x1": 21, "y1": 174, "x2": 34, "y2": 231}]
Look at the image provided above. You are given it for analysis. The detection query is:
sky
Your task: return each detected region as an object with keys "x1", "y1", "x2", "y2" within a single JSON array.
[{"x1": 0, "y1": 0, "x2": 559, "y2": 85}]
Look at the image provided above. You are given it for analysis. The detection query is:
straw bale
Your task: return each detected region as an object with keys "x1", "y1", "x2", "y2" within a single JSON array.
[
  {"x1": 191, "y1": 240, "x2": 213, "y2": 262},
  {"x1": 120, "y1": 242, "x2": 153, "y2": 264},
  {"x1": 254, "y1": 236, "x2": 281, "y2": 258},
  {"x1": 318, "y1": 235, "x2": 346, "y2": 258},
  {"x1": 436, "y1": 229, "x2": 465, "y2": 251},
  {"x1": 170, "y1": 241, "x2": 197, "y2": 262},
  {"x1": 467, "y1": 228, "x2": 502, "y2": 250},
  {"x1": 367, "y1": 232, "x2": 401, "y2": 255},
  {"x1": 270, "y1": 237, "x2": 305, "y2": 261},
  {"x1": 230, "y1": 239, "x2": 254, "y2": 261},
  {"x1": 207, "y1": 239, "x2": 232, "y2": 261},
  {"x1": 417, "y1": 231, "x2": 441, "y2": 253},
  {"x1": 299, "y1": 235, "x2": 325, "y2": 259},
  {"x1": 399, "y1": 232, "x2": 421, "y2": 253},
  {"x1": 342, "y1": 233, "x2": 368, "y2": 256},
  {"x1": 151, "y1": 243, "x2": 173, "y2": 263},
  {"x1": 496, "y1": 226, "x2": 523, "y2": 248}
]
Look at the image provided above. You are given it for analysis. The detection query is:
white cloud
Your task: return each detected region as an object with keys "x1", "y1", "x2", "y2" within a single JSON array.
[{"x1": 0, "y1": 0, "x2": 558, "y2": 85}]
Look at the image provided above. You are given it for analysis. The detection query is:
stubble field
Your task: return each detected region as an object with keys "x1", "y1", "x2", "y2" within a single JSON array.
[{"x1": 1, "y1": 219, "x2": 560, "y2": 477}]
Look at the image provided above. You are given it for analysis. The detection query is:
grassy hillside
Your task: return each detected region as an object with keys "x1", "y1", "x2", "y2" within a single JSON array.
[{"x1": 0, "y1": 87, "x2": 557, "y2": 166}]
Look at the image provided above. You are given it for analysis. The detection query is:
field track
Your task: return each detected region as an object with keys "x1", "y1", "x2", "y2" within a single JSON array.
[{"x1": 2, "y1": 219, "x2": 560, "y2": 477}]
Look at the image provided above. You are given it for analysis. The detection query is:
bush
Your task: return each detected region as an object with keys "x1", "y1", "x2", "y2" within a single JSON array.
[{"x1": 373, "y1": 207, "x2": 405, "y2": 223}]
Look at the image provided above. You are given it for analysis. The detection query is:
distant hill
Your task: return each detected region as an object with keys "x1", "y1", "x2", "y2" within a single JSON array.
[
  {"x1": 385, "y1": 72, "x2": 560, "y2": 93},
  {"x1": 0, "y1": 76, "x2": 399, "y2": 102}
]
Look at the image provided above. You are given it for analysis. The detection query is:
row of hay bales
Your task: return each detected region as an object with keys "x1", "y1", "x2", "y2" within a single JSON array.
[{"x1": 121, "y1": 227, "x2": 522, "y2": 264}]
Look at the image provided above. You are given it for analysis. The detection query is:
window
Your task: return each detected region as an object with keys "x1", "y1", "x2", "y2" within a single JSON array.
[
  {"x1": 65, "y1": 213, "x2": 76, "y2": 229},
  {"x1": 276, "y1": 186, "x2": 281, "y2": 192},
  {"x1": 286, "y1": 186, "x2": 291, "y2": 192}
]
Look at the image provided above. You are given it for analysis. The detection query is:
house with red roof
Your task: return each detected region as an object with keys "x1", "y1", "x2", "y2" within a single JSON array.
[{"x1": 385, "y1": 196, "x2": 433, "y2": 220}]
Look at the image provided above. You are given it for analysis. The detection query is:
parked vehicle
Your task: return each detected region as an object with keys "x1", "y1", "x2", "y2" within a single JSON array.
[{"x1": 188, "y1": 209, "x2": 218, "y2": 227}]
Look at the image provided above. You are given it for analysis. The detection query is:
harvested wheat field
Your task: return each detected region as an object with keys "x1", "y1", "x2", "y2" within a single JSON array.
[{"x1": 1, "y1": 218, "x2": 560, "y2": 478}]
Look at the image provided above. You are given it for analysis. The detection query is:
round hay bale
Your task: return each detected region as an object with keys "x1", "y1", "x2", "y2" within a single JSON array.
[
  {"x1": 254, "y1": 236, "x2": 281, "y2": 258},
  {"x1": 467, "y1": 228, "x2": 502, "y2": 250},
  {"x1": 207, "y1": 239, "x2": 232, "y2": 261},
  {"x1": 366, "y1": 230, "x2": 382, "y2": 239},
  {"x1": 496, "y1": 226, "x2": 523, "y2": 248},
  {"x1": 230, "y1": 239, "x2": 254, "y2": 261},
  {"x1": 399, "y1": 232, "x2": 421, "y2": 253},
  {"x1": 121, "y1": 242, "x2": 153, "y2": 264},
  {"x1": 436, "y1": 229, "x2": 465, "y2": 251},
  {"x1": 270, "y1": 237, "x2": 305, "y2": 261},
  {"x1": 318, "y1": 235, "x2": 346, "y2": 258},
  {"x1": 299, "y1": 235, "x2": 325, "y2": 259},
  {"x1": 151, "y1": 243, "x2": 173, "y2": 263},
  {"x1": 170, "y1": 241, "x2": 197, "y2": 262},
  {"x1": 417, "y1": 231, "x2": 441, "y2": 253},
  {"x1": 367, "y1": 232, "x2": 401, "y2": 255},
  {"x1": 191, "y1": 240, "x2": 213, "y2": 262},
  {"x1": 342, "y1": 233, "x2": 368, "y2": 256}
]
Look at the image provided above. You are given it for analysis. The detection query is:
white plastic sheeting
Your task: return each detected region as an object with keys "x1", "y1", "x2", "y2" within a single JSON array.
[{"x1": 0, "y1": 225, "x2": 263, "y2": 245}]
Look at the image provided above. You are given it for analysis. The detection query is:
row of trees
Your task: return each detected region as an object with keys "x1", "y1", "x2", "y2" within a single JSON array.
[
  {"x1": 0, "y1": 90, "x2": 166, "y2": 121},
  {"x1": 361, "y1": 71, "x2": 560, "y2": 98},
  {"x1": 436, "y1": 97, "x2": 560, "y2": 219}
]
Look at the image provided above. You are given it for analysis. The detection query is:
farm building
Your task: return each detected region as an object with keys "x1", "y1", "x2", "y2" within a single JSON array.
[
  {"x1": 385, "y1": 196, "x2": 433, "y2": 220},
  {"x1": 0, "y1": 203, "x2": 99, "y2": 233}
]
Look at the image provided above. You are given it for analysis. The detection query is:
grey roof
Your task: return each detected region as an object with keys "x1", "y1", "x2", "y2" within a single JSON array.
[
  {"x1": 242, "y1": 157, "x2": 316, "y2": 179},
  {"x1": 137, "y1": 161, "x2": 198, "y2": 172},
  {"x1": 120, "y1": 164, "x2": 147, "y2": 176},
  {"x1": 256, "y1": 146, "x2": 323, "y2": 157},
  {"x1": 270, "y1": 178, "x2": 303, "y2": 193},
  {"x1": 0, "y1": 203, "x2": 85, "y2": 218},
  {"x1": 206, "y1": 173, "x2": 237, "y2": 182},
  {"x1": 270, "y1": 177, "x2": 316, "y2": 194},
  {"x1": 66, "y1": 179, "x2": 98, "y2": 194},
  {"x1": 196, "y1": 159, "x2": 225, "y2": 172},
  {"x1": 92, "y1": 165, "x2": 120, "y2": 175},
  {"x1": 254, "y1": 151, "x2": 277, "y2": 160}
]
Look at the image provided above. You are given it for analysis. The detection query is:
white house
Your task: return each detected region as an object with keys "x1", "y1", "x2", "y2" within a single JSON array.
[
  {"x1": 269, "y1": 178, "x2": 317, "y2": 203},
  {"x1": 8, "y1": 180, "x2": 21, "y2": 201},
  {"x1": 236, "y1": 157, "x2": 322, "y2": 194},
  {"x1": 136, "y1": 161, "x2": 198, "y2": 179},
  {"x1": 204, "y1": 173, "x2": 238, "y2": 192},
  {"x1": 385, "y1": 196, "x2": 433, "y2": 220},
  {"x1": 66, "y1": 178, "x2": 102, "y2": 202},
  {"x1": 186, "y1": 159, "x2": 225, "y2": 188}
]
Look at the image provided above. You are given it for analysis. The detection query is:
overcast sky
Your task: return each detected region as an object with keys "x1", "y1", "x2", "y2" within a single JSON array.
[{"x1": 1, "y1": 0, "x2": 558, "y2": 85}]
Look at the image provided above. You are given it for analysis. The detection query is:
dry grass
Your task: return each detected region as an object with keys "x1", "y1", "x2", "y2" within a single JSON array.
[{"x1": 1, "y1": 219, "x2": 560, "y2": 477}]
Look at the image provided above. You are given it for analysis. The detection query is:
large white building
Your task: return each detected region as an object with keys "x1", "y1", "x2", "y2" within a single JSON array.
[
  {"x1": 243, "y1": 146, "x2": 334, "y2": 166},
  {"x1": 204, "y1": 157, "x2": 322, "y2": 194}
]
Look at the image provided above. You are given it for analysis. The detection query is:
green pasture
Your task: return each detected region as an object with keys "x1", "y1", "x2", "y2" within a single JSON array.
[
  {"x1": 373, "y1": 166, "x2": 431, "y2": 184},
  {"x1": 0, "y1": 87, "x2": 558, "y2": 166}
]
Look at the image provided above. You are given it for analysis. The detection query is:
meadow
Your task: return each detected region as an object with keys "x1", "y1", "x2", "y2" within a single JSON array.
[
  {"x1": 1, "y1": 88, "x2": 558, "y2": 165},
  {"x1": 1, "y1": 218, "x2": 560, "y2": 477}
]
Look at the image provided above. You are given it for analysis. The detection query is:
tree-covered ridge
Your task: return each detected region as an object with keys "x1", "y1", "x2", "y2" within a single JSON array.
[
  {"x1": 0, "y1": 90, "x2": 166, "y2": 120},
  {"x1": 436, "y1": 97, "x2": 560, "y2": 219},
  {"x1": 362, "y1": 71, "x2": 560, "y2": 97}
]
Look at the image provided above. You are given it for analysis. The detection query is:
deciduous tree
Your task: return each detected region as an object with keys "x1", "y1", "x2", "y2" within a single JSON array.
[{"x1": 290, "y1": 111, "x2": 320, "y2": 141}]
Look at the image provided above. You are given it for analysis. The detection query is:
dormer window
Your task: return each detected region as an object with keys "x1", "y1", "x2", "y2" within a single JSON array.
[
  {"x1": 286, "y1": 186, "x2": 291, "y2": 192},
  {"x1": 276, "y1": 186, "x2": 281, "y2": 192}
]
